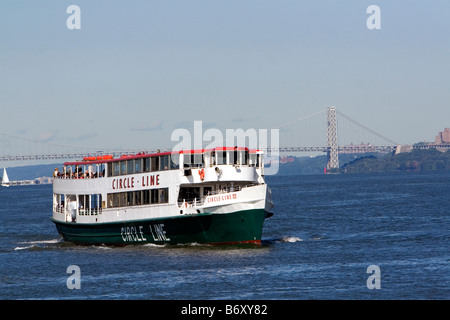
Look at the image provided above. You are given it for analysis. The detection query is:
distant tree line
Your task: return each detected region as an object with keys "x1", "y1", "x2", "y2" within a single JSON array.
[{"x1": 341, "y1": 149, "x2": 450, "y2": 173}]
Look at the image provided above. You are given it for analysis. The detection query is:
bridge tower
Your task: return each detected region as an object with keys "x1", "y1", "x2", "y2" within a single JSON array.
[{"x1": 326, "y1": 106, "x2": 339, "y2": 172}]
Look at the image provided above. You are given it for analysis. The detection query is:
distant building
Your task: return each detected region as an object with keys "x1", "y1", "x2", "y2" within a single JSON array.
[
  {"x1": 34, "y1": 176, "x2": 53, "y2": 185},
  {"x1": 434, "y1": 128, "x2": 450, "y2": 145},
  {"x1": 280, "y1": 156, "x2": 295, "y2": 164},
  {"x1": 395, "y1": 145, "x2": 413, "y2": 154}
]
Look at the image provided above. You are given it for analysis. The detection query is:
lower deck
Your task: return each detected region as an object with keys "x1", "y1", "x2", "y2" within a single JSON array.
[{"x1": 53, "y1": 183, "x2": 271, "y2": 224}]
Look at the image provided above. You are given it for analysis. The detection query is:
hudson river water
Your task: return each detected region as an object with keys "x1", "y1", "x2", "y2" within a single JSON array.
[{"x1": 0, "y1": 172, "x2": 448, "y2": 300}]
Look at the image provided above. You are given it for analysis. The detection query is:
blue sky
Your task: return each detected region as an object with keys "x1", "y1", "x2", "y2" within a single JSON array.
[{"x1": 1, "y1": 0, "x2": 450, "y2": 152}]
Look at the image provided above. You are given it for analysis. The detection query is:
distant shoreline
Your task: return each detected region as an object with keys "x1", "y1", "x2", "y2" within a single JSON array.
[
  {"x1": 2, "y1": 148, "x2": 449, "y2": 180},
  {"x1": 340, "y1": 148, "x2": 450, "y2": 174}
]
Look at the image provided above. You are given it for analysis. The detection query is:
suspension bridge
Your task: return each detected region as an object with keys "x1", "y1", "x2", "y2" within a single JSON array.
[{"x1": 0, "y1": 107, "x2": 400, "y2": 171}]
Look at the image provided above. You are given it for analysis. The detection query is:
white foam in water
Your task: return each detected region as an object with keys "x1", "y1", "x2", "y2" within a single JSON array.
[
  {"x1": 14, "y1": 238, "x2": 62, "y2": 251},
  {"x1": 280, "y1": 236, "x2": 303, "y2": 243},
  {"x1": 143, "y1": 243, "x2": 167, "y2": 248},
  {"x1": 14, "y1": 244, "x2": 37, "y2": 251},
  {"x1": 94, "y1": 245, "x2": 113, "y2": 250},
  {"x1": 185, "y1": 242, "x2": 210, "y2": 247},
  {"x1": 18, "y1": 239, "x2": 61, "y2": 245}
]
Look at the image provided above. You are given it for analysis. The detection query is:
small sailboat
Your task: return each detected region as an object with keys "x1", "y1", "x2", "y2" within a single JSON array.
[{"x1": 2, "y1": 168, "x2": 10, "y2": 187}]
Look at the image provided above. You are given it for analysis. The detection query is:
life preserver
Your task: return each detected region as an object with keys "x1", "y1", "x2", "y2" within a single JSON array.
[{"x1": 198, "y1": 169, "x2": 205, "y2": 181}]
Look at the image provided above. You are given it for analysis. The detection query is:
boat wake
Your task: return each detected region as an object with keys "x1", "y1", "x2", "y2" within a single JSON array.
[
  {"x1": 14, "y1": 238, "x2": 63, "y2": 251},
  {"x1": 262, "y1": 235, "x2": 326, "y2": 245},
  {"x1": 262, "y1": 236, "x2": 303, "y2": 245},
  {"x1": 142, "y1": 243, "x2": 167, "y2": 248},
  {"x1": 280, "y1": 236, "x2": 303, "y2": 243}
]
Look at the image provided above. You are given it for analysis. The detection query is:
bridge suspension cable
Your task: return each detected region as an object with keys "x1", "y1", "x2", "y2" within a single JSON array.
[
  {"x1": 336, "y1": 110, "x2": 398, "y2": 146},
  {"x1": 273, "y1": 109, "x2": 326, "y2": 130}
]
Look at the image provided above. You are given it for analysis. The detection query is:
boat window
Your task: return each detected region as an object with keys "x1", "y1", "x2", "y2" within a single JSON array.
[
  {"x1": 108, "y1": 193, "x2": 114, "y2": 208},
  {"x1": 53, "y1": 193, "x2": 65, "y2": 213},
  {"x1": 203, "y1": 187, "x2": 212, "y2": 196},
  {"x1": 142, "y1": 190, "x2": 150, "y2": 204},
  {"x1": 108, "y1": 193, "x2": 115, "y2": 207},
  {"x1": 151, "y1": 189, "x2": 159, "y2": 203},
  {"x1": 120, "y1": 161, "x2": 127, "y2": 175},
  {"x1": 184, "y1": 153, "x2": 204, "y2": 168},
  {"x1": 78, "y1": 194, "x2": 102, "y2": 215},
  {"x1": 110, "y1": 193, "x2": 119, "y2": 207},
  {"x1": 135, "y1": 159, "x2": 142, "y2": 174},
  {"x1": 178, "y1": 187, "x2": 200, "y2": 203},
  {"x1": 127, "y1": 160, "x2": 134, "y2": 175},
  {"x1": 96, "y1": 156, "x2": 178, "y2": 177},
  {"x1": 127, "y1": 191, "x2": 134, "y2": 206},
  {"x1": 143, "y1": 157, "x2": 151, "y2": 172},
  {"x1": 106, "y1": 188, "x2": 169, "y2": 208},
  {"x1": 119, "y1": 193, "x2": 126, "y2": 207},
  {"x1": 134, "y1": 190, "x2": 142, "y2": 205},
  {"x1": 194, "y1": 153, "x2": 203, "y2": 167},
  {"x1": 169, "y1": 154, "x2": 179, "y2": 170},
  {"x1": 227, "y1": 151, "x2": 238, "y2": 165},
  {"x1": 210, "y1": 152, "x2": 216, "y2": 166},
  {"x1": 151, "y1": 157, "x2": 159, "y2": 172},
  {"x1": 188, "y1": 154, "x2": 196, "y2": 167},
  {"x1": 115, "y1": 193, "x2": 121, "y2": 207},
  {"x1": 241, "y1": 150, "x2": 249, "y2": 165},
  {"x1": 79, "y1": 195, "x2": 86, "y2": 210},
  {"x1": 160, "y1": 155, "x2": 169, "y2": 171},
  {"x1": 249, "y1": 153, "x2": 257, "y2": 167},
  {"x1": 113, "y1": 162, "x2": 120, "y2": 176},
  {"x1": 183, "y1": 154, "x2": 190, "y2": 168},
  {"x1": 91, "y1": 194, "x2": 101, "y2": 210},
  {"x1": 159, "y1": 188, "x2": 168, "y2": 203},
  {"x1": 183, "y1": 154, "x2": 191, "y2": 168},
  {"x1": 216, "y1": 151, "x2": 226, "y2": 165}
]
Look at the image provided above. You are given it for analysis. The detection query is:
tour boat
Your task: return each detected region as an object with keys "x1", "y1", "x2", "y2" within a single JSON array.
[{"x1": 51, "y1": 147, "x2": 274, "y2": 245}]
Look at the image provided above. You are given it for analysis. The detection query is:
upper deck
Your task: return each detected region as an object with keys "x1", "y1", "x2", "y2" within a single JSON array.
[{"x1": 53, "y1": 147, "x2": 265, "y2": 187}]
